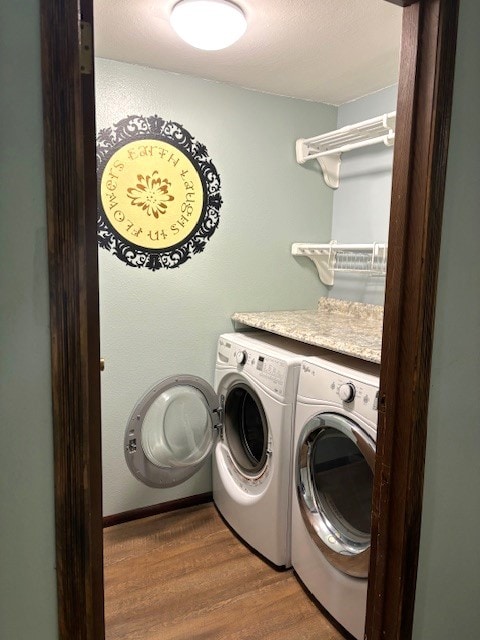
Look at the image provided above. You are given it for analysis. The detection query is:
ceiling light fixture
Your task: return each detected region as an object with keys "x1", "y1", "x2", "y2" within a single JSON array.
[{"x1": 170, "y1": 0, "x2": 247, "y2": 51}]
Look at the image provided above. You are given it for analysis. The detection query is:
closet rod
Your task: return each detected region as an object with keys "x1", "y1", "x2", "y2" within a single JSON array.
[
  {"x1": 293, "y1": 243, "x2": 385, "y2": 251},
  {"x1": 304, "y1": 133, "x2": 394, "y2": 161},
  {"x1": 303, "y1": 112, "x2": 396, "y2": 146},
  {"x1": 296, "y1": 111, "x2": 396, "y2": 188}
]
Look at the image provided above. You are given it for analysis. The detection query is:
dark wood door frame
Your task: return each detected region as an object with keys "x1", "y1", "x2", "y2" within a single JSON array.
[
  {"x1": 40, "y1": 1, "x2": 459, "y2": 638},
  {"x1": 40, "y1": 0, "x2": 103, "y2": 637},
  {"x1": 367, "y1": 1, "x2": 459, "y2": 639}
]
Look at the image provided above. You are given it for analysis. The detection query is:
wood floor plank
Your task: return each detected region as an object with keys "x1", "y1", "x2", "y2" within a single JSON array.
[{"x1": 104, "y1": 503, "x2": 346, "y2": 640}]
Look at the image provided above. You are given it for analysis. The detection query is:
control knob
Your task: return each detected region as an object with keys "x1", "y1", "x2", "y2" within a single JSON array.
[
  {"x1": 236, "y1": 349, "x2": 247, "y2": 365},
  {"x1": 339, "y1": 382, "x2": 356, "y2": 403}
]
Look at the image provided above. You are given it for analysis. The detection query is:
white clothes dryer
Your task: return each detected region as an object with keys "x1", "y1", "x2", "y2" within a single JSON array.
[
  {"x1": 123, "y1": 331, "x2": 320, "y2": 568},
  {"x1": 291, "y1": 355, "x2": 380, "y2": 640}
]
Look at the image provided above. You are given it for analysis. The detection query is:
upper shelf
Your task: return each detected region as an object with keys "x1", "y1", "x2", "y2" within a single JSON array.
[{"x1": 295, "y1": 111, "x2": 396, "y2": 188}]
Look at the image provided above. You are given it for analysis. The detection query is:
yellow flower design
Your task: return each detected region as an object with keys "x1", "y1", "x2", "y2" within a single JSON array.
[{"x1": 127, "y1": 171, "x2": 174, "y2": 218}]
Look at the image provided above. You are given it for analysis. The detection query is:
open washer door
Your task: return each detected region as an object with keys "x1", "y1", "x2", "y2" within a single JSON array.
[
  {"x1": 124, "y1": 375, "x2": 222, "y2": 488},
  {"x1": 297, "y1": 412, "x2": 375, "y2": 578}
]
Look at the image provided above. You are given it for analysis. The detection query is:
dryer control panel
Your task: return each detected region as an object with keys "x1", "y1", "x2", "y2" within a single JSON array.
[
  {"x1": 217, "y1": 338, "x2": 288, "y2": 397},
  {"x1": 298, "y1": 358, "x2": 379, "y2": 424}
]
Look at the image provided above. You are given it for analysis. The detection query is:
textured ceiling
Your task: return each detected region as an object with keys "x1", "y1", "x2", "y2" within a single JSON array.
[{"x1": 94, "y1": 0, "x2": 402, "y2": 105}]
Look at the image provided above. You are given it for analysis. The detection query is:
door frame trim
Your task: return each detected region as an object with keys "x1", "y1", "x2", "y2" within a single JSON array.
[
  {"x1": 367, "y1": 2, "x2": 459, "y2": 638},
  {"x1": 39, "y1": 1, "x2": 459, "y2": 638},
  {"x1": 40, "y1": 0, "x2": 104, "y2": 637}
]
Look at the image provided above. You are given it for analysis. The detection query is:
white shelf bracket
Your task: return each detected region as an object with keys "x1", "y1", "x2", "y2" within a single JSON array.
[
  {"x1": 292, "y1": 242, "x2": 335, "y2": 285},
  {"x1": 296, "y1": 143, "x2": 341, "y2": 189},
  {"x1": 318, "y1": 154, "x2": 342, "y2": 189}
]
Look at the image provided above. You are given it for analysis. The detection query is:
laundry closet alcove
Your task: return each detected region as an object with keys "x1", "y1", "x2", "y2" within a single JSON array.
[{"x1": 94, "y1": 0, "x2": 400, "y2": 636}]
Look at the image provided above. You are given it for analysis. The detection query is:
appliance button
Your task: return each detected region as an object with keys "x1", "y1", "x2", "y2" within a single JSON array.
[
  {"x1": 339, "y1": 382, "x2": 356, "y2": 403},
  {"x1": 235, "y1": 349, "x2": 247, "y2": 365}
]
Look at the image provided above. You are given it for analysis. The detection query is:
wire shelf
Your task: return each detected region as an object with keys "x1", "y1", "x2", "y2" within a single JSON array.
[{"x1": 292, "y1": 242, "x2": 388, "y2": 285}]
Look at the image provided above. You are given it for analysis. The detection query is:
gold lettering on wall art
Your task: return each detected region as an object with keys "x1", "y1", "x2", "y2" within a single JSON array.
[{"x1": 100, "y1": 139, "x2": 204, "y2": 249}]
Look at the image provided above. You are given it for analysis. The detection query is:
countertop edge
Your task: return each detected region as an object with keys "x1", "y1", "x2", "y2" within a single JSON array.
[{"x1": 231, "y1": 309, "x2": 382, "y2": 364}]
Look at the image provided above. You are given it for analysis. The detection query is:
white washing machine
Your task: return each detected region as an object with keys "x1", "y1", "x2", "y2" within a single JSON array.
[
  {"x1": 123, "y1": 331, "x2": 319, "y2": 567},
  {"x1": 212, "y1": 332, "x2": 322, "y2": 567},
  {"x1": 291, "y1": 355, "x2": 380, "y2": 640}
]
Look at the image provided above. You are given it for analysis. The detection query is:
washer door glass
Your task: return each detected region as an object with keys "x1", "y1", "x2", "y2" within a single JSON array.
[
  {"x1": 125, "y1": 375, "x2": 220, "y2": 488},
  {"x1": 224, "y1": 384, "x2": 268, "y2": 475},
  {"x1": 297, "y1": 412, "x2": 375, "y2": 578}
]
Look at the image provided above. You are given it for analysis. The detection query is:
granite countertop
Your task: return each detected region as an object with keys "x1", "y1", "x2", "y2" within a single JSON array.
[{"x1": 231, "y1": 297, "x2": 383, "y2": 364}]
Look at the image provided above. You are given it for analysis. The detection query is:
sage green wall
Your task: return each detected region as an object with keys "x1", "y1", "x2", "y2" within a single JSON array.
[
  {"x1": 0, "y1": 1, "x2": 58, "y2": 639},
  {"x1": 413, "y1": 1, "x2": 480, "y2": 638},
  {"x1": 330, "y1": 85, "x2": 397, "y2": 305},
  {"x1": 95, "y1": 58, "x2": 336, "y2": 516}
]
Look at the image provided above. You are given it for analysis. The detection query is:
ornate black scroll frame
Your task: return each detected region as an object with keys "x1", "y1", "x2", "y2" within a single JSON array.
[{"x1": 96, "y1": 115, "x2": 223, "y2": 270}]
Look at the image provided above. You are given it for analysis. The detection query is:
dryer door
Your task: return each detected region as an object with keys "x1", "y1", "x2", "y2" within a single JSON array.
[
  {"x1": 124, "y1": 375, "x2": 221, "y2": 488},
  {"x1": 296, "y1": 412, "x2": 375, "y2": 578}
]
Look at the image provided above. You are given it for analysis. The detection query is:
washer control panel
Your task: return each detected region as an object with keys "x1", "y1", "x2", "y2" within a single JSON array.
[{"x1": 217, "y1": 338, "x2": 288, "y2": 396}]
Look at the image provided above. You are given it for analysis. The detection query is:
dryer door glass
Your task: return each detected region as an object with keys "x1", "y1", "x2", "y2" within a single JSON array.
[
  {"x1": 297, "y1": 412, "x2": 375, "y2": 578},
  {"x1": 224, "y1": 383, "x2": 268, "y2": 475},
  {"x1": 124, "y1": 375, "x2": 220, "y2": 488}
]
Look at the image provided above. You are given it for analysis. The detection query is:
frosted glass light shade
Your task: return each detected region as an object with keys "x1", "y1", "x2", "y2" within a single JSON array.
[{"x1": 170, "y1": 0, "x2": 247, "y2": 51}]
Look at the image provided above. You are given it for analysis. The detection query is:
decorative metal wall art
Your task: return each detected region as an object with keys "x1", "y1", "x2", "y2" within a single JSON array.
[{"x1": 96, "y1": 115, "x2": 222, "y2": 270}]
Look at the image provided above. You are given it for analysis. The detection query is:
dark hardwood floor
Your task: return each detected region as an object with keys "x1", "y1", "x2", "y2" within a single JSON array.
[{"x1": 104, "y1": 503, "x2": 346, "y2": 640}]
